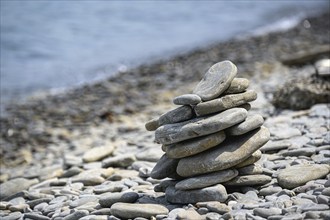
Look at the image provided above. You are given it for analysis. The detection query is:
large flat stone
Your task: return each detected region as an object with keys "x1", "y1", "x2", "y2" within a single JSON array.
[
  {"x1": 277, "y1": 164, "x2": 330, "y2": 189},
  {"x1": 176, "y1": 126, "x2": 270, "y2": 177},
  {"x1": 226, "y1": 114, "x2": 264, "y2": 136},
  {"x1": 110, "y1": 203, "x2": 169, "y2": 219},
  {"x1": 163, "y1": 131, "x2": 226, "y2": 159},
  {"x1": 0, "y1": 178, "x2": 39, "y2": 200},
  {"x1": 193, "y1": 60, "x2": 237, "y2": 101},
  {"x1": 155, "y1": 108, "x2": 247, "y2": 145},
  {"x1": 223, "y1": 174, "x2": 272, "y2": 186},
  {"x1": 194, "y1": 90, "x2": 257, "y2": 116},
  {"x1": 166, "y1": 184, "x2": 228, "y2": 204},
  {"x1": 83, "y1": 145, "x2": 115, "y2": 163},
  {"x1": 175, "y1": 169, "x2": 238, "y2": 190}
]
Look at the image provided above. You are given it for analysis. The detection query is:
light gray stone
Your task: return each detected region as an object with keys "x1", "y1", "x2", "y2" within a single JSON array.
[
  {"x1": 102, "y1": 154, "x2": 136, "y2": 168},
  {"x1": 83, "y1": 145, "x2": 115, "y2": 163},
  {"x1": 193, "y1": 60, "x2": 237, "y2": 101},
  {"x1": 136, "y1": 147, "x2": 163, "y2": 162},
  {"x1": 226, "y1": 114, "x2": 264, "y2": 136},
  {"x1": 173, "y1": 94, "x2": 202, "y2": 105},
  {"x1": 177, "y1": 126, "x2": 270, "y2": 177},
  {"x1": 163, "y1": 131, "x2": 226, "y2": 159},
  {"x1": 0, "y1": 178, "x2": 39, "y2": 200},
  {"x1": 253, "y1": 207, "x2": 282, "y2": 218},
  {"x1": 237, "y1": 164, "x2": 263, "y2": 175},
  {"x1": 315, "y1": 59, "x2": 330, "y2": 76},
  {"x1": 175, "y1": 169, "x2": 238, "y2": 190},
  {"x1": 155, "y1": 108, "x2": 248, "y2": 145},
  {"x1": 196, "y1": 201, "x2": 231, "y2": 214},
  {"x1": 165, "y1": 184, "x2": 228, "y2": 204},
  {"x1": 110, "y1": 203, "x2": 169, "y2": 219},
  {"x1": 277, "y1": 164, "x2": 330, "y2": 189},
  {"x1": 234, "y1": 150, "x2": 262, "y2": 168},
  {"x1": 260, "y1": 140, "x2": 291, "y2": 152},
  {"x1": 194, "y1": 90, "x2": 257, "y2": 116},
  {"x1": 99, "y1": 192, "x2": 139, "y2": 207},
  {"x1": 224, "y1": 174, "x2": 272, "y2": 186},
  {"x1": 281, "y1": 147, "x2": 316, "y2": 157},
  {"x1": 150, "y1": 154, "x2": 180, "y2": 179},
  {"x1": 270, "y1": 126, "x2": 301, "y2": 140},
  {"x1": 224, "y1": 78, "x2": 250, "y2": 94}
]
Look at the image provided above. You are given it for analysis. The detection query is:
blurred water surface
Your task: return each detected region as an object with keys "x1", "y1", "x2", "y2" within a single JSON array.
[{"x1": 1, "y1": 1, "x2": 328, "y2": 107}]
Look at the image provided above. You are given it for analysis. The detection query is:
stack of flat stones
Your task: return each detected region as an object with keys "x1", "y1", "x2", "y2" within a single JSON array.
[{"x1": 145, "y1": 60, "x2": 271, "y2": 204}]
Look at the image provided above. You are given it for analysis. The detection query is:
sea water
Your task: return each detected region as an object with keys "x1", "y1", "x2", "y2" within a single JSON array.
[{"x1": 0, "y1": 1, "x2": 328, "y2": 108}]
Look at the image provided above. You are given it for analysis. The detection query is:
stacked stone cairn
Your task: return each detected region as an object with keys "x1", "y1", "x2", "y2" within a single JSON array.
[{"x1": 145, "y1": 60, "x2": 271, "y2": 204}]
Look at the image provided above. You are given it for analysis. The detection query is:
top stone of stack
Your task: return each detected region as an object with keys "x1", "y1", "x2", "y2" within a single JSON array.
[{"x1": 193, "y1": 60, "x2": 237, "y2": 101}]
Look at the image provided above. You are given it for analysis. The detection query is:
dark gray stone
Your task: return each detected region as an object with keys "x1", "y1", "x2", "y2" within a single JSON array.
[
  {"x1": 175, "y1": 169, "x2": 238, "y2": 190},
  {"x1": 165, "y1": 184, "x2": 228, "y2": 204},
  {"x1": 173, "y1": 94, "x2": 202, "y2": 105},
  {"x1": 99, "y1": 192, "x2": 139, "y2": 207}
]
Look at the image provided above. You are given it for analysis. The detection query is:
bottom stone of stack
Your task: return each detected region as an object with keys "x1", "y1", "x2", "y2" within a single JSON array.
[{"x1": 165, "y1": 184, "x2": 228, "y2": 204}]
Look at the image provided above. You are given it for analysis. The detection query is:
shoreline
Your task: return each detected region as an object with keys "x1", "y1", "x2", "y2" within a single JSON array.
[
  {"x1": 0, "y1": 8, "x2": 327, "y2": 115},
  {"x1": 1, "y1": 12, "x2": 329, "y2": 164}
]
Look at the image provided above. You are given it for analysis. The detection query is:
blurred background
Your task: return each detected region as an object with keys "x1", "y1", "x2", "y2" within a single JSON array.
[{"x1": 1, "y1": 0, "x2": 329, "y2": 110}]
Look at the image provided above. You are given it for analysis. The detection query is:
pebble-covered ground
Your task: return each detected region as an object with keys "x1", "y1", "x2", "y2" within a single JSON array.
[{"x1": 0, "y1": 13, "x2": 329, "y2": 220}]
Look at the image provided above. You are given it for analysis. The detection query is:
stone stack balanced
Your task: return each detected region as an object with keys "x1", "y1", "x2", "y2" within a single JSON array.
[{"x1": 145, "y1": 60, "x2": 271, "y2": 204}]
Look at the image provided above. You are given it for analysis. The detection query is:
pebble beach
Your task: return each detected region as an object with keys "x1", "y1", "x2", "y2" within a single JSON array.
[{"x1": 1, "y1": 12, "x2": 330, "y2": 220}]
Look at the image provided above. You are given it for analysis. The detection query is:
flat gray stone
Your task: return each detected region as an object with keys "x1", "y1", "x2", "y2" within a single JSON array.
[
  {"x1": 110, "y1": 203, "x2": 169, "y2": 219},
  {"x1": 145, "y1": 118, "x2": 159, "y2": 131},
  {"x1": 281, "y1": 147, "x2": 316, "y2": 157},
  {"x1": 83, "y1": 145, "x2": 115, "y2": 163},
  {"x1": 253, "y1": 207, "x2": 282, "y2": 218},
  {"x1": 277, "y1": 164, "x2": 330, "y2": 189},
  {"x1": 196, "y1": 201, "x2": 231, "y2": 214},
  {"x1": 163, "y1": 131, "x2": 226, "y2": 159},
  {"x1": 175, "y1": 169, "x2": 238, "y2": 190},
  {"x1": 99, "y1": 192, "x2": 139, "y2": 207},
  {"x1": 63, "y1": 210, "x2": 89, "y2": 220},
  {"x1": 155, "y1": 108, "x2": 248, "y2": 145},
  {"x1": 226, "y1": 114, "x2": 264, "y2": 136},
  {"x1": 102, "y1": 154, "x2": 136, "y2": 168},
  {"x1": 0, "y1": 178, "x2": 39, "y2": 200},
  {"x1": 234, "y1": 150, "x2": 262, "y2": 168},
  {"x1": 224, "y1": 174, "x2": 272, "y2": 186},
  {"x1": 224, "y1": 78, "x2": 250, "y2": 94},
  {"x1": 177, "y1": 126, "x2": 270, "y2": 177},
  {"x1": 194, "y1": 90, "x2": 257, "y2": 116},
  {"x1": 193, "y1": 60, "x2": 237, "y2": 101},
  {"x1": 237, "y1": 164, "x2": 263, "y2": 175},
  {"x1": 165, "y1": 184, "x2": 228, "y2": 204},
  {"x1": 145, "y1": 106, "x2": 193, "y2": 131},
  {"x1": 260, "y1": 140, "x2": 291, "y2": 152},
  {"x1": 269, "y1": 126, "x2": 301, "y2": 140},
  {"x1": 173, "y1": 94, "x2": 202, "y2": 105},
  {"x1": 150, "y1": 154, "x2": 180, "y2": 179}
]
